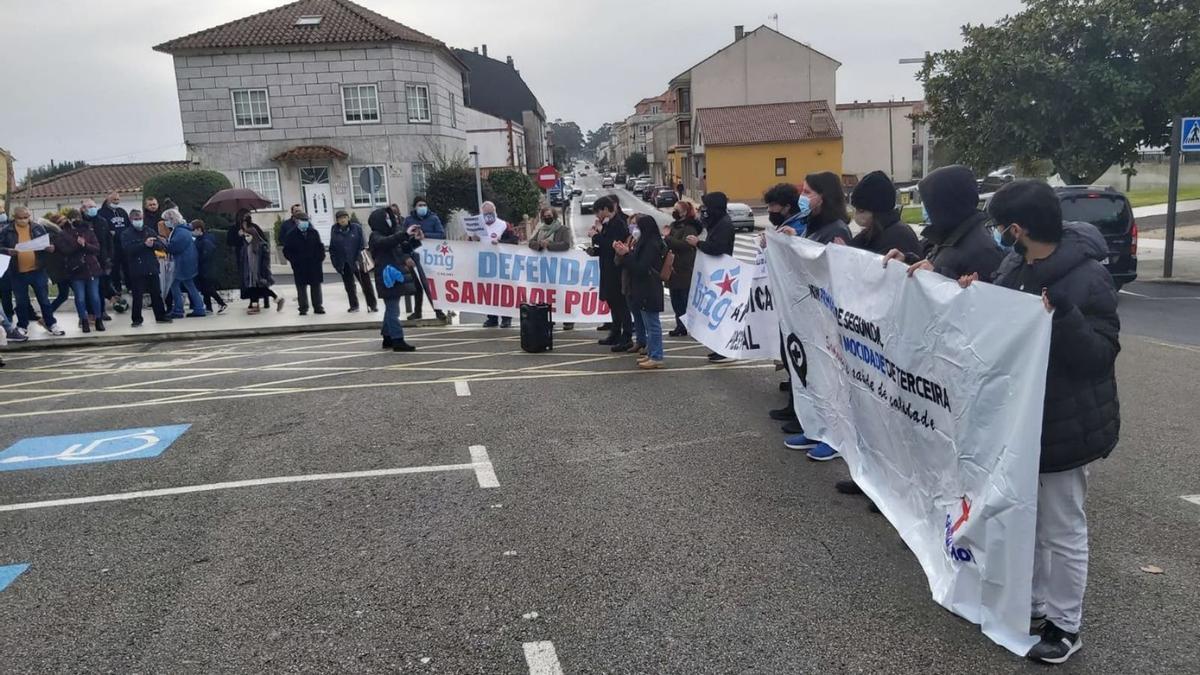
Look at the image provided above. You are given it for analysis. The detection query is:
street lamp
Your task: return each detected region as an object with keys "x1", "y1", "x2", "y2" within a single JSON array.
[
  {"x1": 900, "y1": 55, "x2": 931, "y2": 177},
  {"x1": 468, "y1": 145, "x2": 483, "y2": 213}
]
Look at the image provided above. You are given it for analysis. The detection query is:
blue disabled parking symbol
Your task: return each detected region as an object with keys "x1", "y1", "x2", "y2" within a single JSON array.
[
  {"x1": 0, "y1": 564, "x2": 30, "y2": 592},
  {"x1": 0, "y1": 425, "x2": 191, "y2": 472}
]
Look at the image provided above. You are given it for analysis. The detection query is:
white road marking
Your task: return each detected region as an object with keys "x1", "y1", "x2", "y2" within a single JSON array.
[
  {"x1": 470, "y1": 445, "x2": 500, "y2": 488},
  {"x1": 455, "y1": 381, "x2": 471, "y2": 397},
  {"x1": 1182, "y1": 495, "x2": 1200, "y2": 506},
  {"x1": 523, "y1": 641, "x2": 563, "y2": 675},
  {"x1": 0, "y1": 448, "x2": 498, "y2": 512}
]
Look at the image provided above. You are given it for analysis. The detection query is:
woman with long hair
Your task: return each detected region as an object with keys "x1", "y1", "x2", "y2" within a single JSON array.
[
  {"x1": 227, "y1": 209, "x2": 282, "y2": 314},
  {"x1": 614, "y1": 214, "x2": 667, "y2": 369},
  {"x1": 663, "y1": 201, "x2": 701, "y2": 336},
  {"x1": 797, "y1": 171, "x2": 852, "y2": 245}
]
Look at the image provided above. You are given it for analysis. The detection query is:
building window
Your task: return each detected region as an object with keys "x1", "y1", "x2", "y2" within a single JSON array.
[
  {"x1": 450, "y1": 93, "x2": 458, "y2": 129},
  {"x1": 231, "y1": 89, "x2": 271, "y2": 128},
  {"x1": 411, "y1": 162, "x2": 433, "y2": 196},
  {"x1": 405, "y1": 84, "x2": 431, "y2": 123},
  {"x1": 349, "y1": 165, "x2": 388, "y2": 207},
  {"x1": 241, "y1": 169, "x2": 282, "y2": 209},
  {"x1": 650, "y1": 104, "x2": 660, "y2": 114},
  {"x1": 341, "y1": 84, "x2": 380, "y2": 124},
  {"x1": 775, "y1": 158, "x2": 787, "y2": 176},
  {"x1": 679, "y1": 121, "x2": 691, "y2": 145},
  {"x1": 679, "y1": 88, "x2": 691, "y2": 113}
]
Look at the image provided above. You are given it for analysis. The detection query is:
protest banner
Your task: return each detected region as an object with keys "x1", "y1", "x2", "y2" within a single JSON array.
[
  {"x1": 765, "y1": 231, "x2": 1052, "y2": 655},
  {"x1": 419, "y1": 239, "x2": 611, "y2": 322},
  {"x1": 681, "y1": 249, "x2": 778, "y2": 360},
  {"x1": 462, "y1": 215, "x2": 486, "y2": 241}
]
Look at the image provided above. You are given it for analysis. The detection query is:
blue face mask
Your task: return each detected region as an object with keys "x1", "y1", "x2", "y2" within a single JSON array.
[
  {"x1": 132, "y1": 220, "x2": 144, "y2": 230},
  {"x1": 921, "y1": 205, "x2": 931, "y2": 223},
  {"x1": 0, "y1": 213, "x2": 7, "y2": 224},
  {"x1": 416, "y1": 206, "x2": 429, "y2": 218},
  {"x1": 298, "y1": 221, "x2": 310, "y2": 231},
  {"x1": 795, "y1": 195, "x2": 812, "y2": 219},
  {"x1": 483, "y1": 213, "x2": 496, "y2": 225},
  {"x1": 85, "y1": 207, "x2": 99, "y2": 218}
]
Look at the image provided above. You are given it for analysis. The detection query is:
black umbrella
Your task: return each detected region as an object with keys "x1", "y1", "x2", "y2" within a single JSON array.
[{"x1": 202, "y1": 188, "x2": 272, "y2": 214}]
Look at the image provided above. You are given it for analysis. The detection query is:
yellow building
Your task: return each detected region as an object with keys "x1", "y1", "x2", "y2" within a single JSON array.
[
  {"x1": 0, "y1": 146, "x2": 14, "y2": 213},
  {"x1": 694, "y1": 101, "x2": 842, "y2": 204}
]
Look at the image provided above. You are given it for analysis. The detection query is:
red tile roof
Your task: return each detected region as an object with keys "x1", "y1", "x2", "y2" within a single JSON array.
[
  {"x1": 697, "y1": 101, "x2": 841, "y2": 147},
  {"x1": 11, "y1": 162, "x2": 192, "y2": 200},
  {"x1": 836, "y1": 100, "x2": 923, "y2": 111},
  {"x1": 154, "y1": 0, "x2": 445, "y2": 53}
]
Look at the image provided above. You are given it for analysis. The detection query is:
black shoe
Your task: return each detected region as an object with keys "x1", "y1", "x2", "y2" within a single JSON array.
[
  {"x1": 156, "y1": 317, "x2": 173, "y2": 324},
  {"x1": 314, "y1": 308, "x2": 325, "y2": 315},
  {"x1": 482, "y1": 319, "x2": 499, "y2": 328},
  {"x1": 434, "y1": 310, "x2": 446, "y2": 320},
  {"x1": 299, "y1": 310, "x2": 308, "y2": 316},
  {"x1": 500, "y1": 319, "x2": 512, "y2": 328},
  {"x1": 131, "y1": 320, "x2": 144, "y2": 328},
  {"x1": 668, "y1": 327, "x2": 684, "y2": 337},
  {"x1": 382, "y1": 337, "x2": 393, "y2": 349},
  {"x1": 392, "y1": 341, "x2": 417, "y2": 352},
  {"x1": 779, "y1": 381, "x2": 791, "y2": 392},
  {"x1": 597, "y1": 322, "x2": 612, "y2": 332},
  {"x1": 349, "y1": 306, "x2": 360, "y2": 313},
  {"x1": 81, "y1": 322, "x2": 91, "y2": 334},
  {"x1": 868, "y1": 500, "x2": 881, "y2": 514},
  {"x1": 1030, "y1": 615, "x2": 1048, "y2": 636},
  {"x1": 101, "y1": 313, "x2": 112, "y2": 321},
  {"x1": 611, "y1": 342, "x2": 633, "y2": 353},
  {"x1": 707, "y1": 352, "x2": 727, "y2": 363},
  {"x1": 768, "y1": 406, "x2": 797, "y2": 421},
  {"x1": 781, "y1": 420, "x2": 804, "y2": 435},
  {"x1": 598, "y1": 336, "x2": 618, "y2": 346},
  {"x1": 1026, "y1": 622, "x2": 1081, "y2": 664},
  {"x1": 835, "y1": 479, "x2": 864, "y2": 495},
  {"x1": 408, "y1": 312, "x2": 423, "y2": 320},
  {"x1": 94, "y1": 320, "x2": 105, "y2": 332},
  {"x1": 562, "y1": 323, "x2": 574, "y2": 331}
]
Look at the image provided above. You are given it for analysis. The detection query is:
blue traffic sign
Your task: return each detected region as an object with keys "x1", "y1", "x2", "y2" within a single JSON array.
[
  {"x1": 0, "y1": 564, "x2": 29, "y2": 591},
  {"x1": 0, "y1": 425, "x2": 191, "y2": 472},
  {"x1": 1183, "y1": 117, "x2": 1200, "y2": 153}
]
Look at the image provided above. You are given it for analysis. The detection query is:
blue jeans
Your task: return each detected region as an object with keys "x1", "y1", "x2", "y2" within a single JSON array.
[
  {"x1": 641, "y1": 310, "x2": 663, "y2": 360},
  {"x1": 632, "y1": 307, "x2": 646, "y2": 346},
  {"x1": 382, "y1": 296, "x2": 406, "y2": 340},
  {"x1": 170, "y1": 277, "x2": 205, "y2": 317},
  {"x1": 70, "y1": 278, "x2": 102, "y2": 322},
  {"x1": 13, "y1": 269, "x2": 57, "y2": 329}
]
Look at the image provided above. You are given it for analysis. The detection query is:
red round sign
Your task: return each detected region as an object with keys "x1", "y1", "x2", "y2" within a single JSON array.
[{"x1": 535, "y1": 164, "x2": 559, "y2": 190}]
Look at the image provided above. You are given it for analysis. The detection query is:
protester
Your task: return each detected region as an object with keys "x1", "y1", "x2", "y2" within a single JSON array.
[
  {"x1": 228, "y1": 210, "x2": 280, "y2": 314},
  {"x1": 161, "y1": 209, "x2": 205, "y2": 318},
  {"x1": 795, "y1": 172, "x2": 852, "y2": 244},
  {"x1": 329, "y1": 211, "x2": 377, "y2": 313},
  {"x1": 56, "y1": 208, "x2": 105, "y2": 332},
  {"x1": 282, "y1": 211, "x2": 326, "y2": 315},
  {"x1": 120, "y1": 209, "x2": 170, "y2": 326},
  {"x1": 663, "y1": 201, "x2": 701, "y2": 336},
  {"x1": 0, "y1": 207, "x2": 11, "y2": 320},
  {"x1": 615, "y1": 214, "x2": 667, "y2": 369},
  {"x1": 81, "y1": 198, "x2": 115, "y2": 321},
  {"x1": 279, "y1": 203, "x2": 304, "y2": 245},
  {"x1": 529, "y1": 206, "x2": 572, "y2": 252},
  {"x1": 676, "y1": 179, "x2": 685, "y2": 199},
  {"x1": 368, "y1": 205, "x2": 419, "y2": 352},
  {"x1": 403, "y1": 196, "x2": 446, "y2": 321},
  {"x1": 97, "y1": 191, "x2": 130, "y2": 297},
  {"x1": 588, "y1": 195, "x2": 632, "y2": 349},
  {"x1": 848, "y1": 171, "x2": 922, "y2": 256},
  {"x1": 884, "y1": 164, "x2": 1002, "y2": 280},
  {"x1": 0, "y1": 206, "x2": 64, "y2": 336},
  {"x1": 955, "y1": 180, "x2": 1119, "y2": 664},
  {"x1": 191, "y1": 220, "x2": 228, "y2": 314},
  {"x1": 42, "y1": 214, "x2": 71, "y2": 314},
  {"x1": 478, "y1": 201, "x2": 514, "y2": 328},
  {"x1": 143, "y1": 196, "x2": 164, "y2": 234},
  {"x1": 687, "y1": 192, "x2": 735, "y2": 362}
]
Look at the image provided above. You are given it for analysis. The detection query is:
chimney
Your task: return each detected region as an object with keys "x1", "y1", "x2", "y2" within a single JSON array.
[
  {"x1": 734, "y1": 25, "x2": 744, "y2": 41},
  {"x1": 482, "y1": 44, "x2": 488, "y2": 57},
  {"x1": 473, "y1": 47, "x2": 478, "y2": 54},
  {"x1": 506, "y1": 55, "x2": 514, "y2": 67}
]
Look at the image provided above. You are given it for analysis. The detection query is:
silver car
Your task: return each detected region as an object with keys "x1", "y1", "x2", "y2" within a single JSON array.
[{"x1": 727, "y1": 202, "x2": 757, "y2": 232}]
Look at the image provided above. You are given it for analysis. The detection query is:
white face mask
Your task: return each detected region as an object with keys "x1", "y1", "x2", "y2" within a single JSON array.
[{"x1": 852, "y1": 211, "x2": 873, "y2": 229}]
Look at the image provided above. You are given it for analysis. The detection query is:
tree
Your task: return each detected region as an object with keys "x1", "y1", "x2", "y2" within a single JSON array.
[
  {"x1": 486, "y1": 169, "x2": 541, "y2": 224},
  {"x1": 420, "y1": 141, "x2": 493, "y2": 223},
  {"x1": 549, "y1": 120, "x2": 584, "y2": 163},
  {"x1": 22, "y1": 160, "x2": 87, "y2": 186},
  {"x1": 625, "y1": 152, "x2": 648, "y2": 177},
  {"x1": 918, "y1": 0, "x2": 1200, "y2": 185},
  {"x1": 585, "y1": 123, "x2": 613, "y2": 153}
]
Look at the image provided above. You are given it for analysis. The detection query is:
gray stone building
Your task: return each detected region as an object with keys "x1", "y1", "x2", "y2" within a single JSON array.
[{"x1": 154, "y1": 0, "x2": 468, "y2": 243}]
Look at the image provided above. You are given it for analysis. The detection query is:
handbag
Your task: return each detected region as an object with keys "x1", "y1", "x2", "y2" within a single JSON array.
[
  {"x1": 659, "y1": 250, "x2": 675, "y2": 283},
  {"x1": 357, "y1": 249, "x2": 375, "y2": 273}
]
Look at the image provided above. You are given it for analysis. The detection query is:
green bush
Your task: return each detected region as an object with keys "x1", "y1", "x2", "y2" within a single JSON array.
[
  {"x1": 625, "y1": 152, "x2": 648, "y2": 176},
  {"x1": 486, "y1": 169, "x2": 541, "y2": 225},
  {"x1": 141, "y1": 170, "x2": 234, "y2": 229},
  {"x1": 425, "y1": 164, "x2": 494, "y2": 223}
]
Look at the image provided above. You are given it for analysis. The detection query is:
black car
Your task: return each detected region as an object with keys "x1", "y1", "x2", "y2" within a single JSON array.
[
  {"x1": 615, "y1": 173, "x2": 627, "y2": 184},
  {"x1": 642, "y1": 184, "x2": 665, "y2": 201},
  {"x1": 653, "y1": 189, "x2": 678, "y2": 208},
  {"x1": 1055, "y1": 186, "x2": 1137, "y2": 289},
  {"x1": 548, "y1": 188, "x2": 565, "y2": 207}
]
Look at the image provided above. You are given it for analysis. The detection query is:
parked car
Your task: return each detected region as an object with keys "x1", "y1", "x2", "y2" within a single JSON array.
[
  {"x1": 653, "y1": 189, "x2": 679, "y2": 208},
  {"x1": 728, "y1": 202, "x2": 757, "y2": 231},
  {"x1": 615, "y1": 173, "x2": 627, "y2": 184},
  {"x1": 601, "y1": 175, "x2": 615, "y2": 188},
  {"x1": 548, "y1": 188, "x2": 565, "y2": 207},
  {"x1": 579, "y1": 193, "x2": 599, "y2": 214},
  {"x1": 642, "y1": 184, "x2": 667, "y2": 201},
  {"x1": 633, "y1": 179, "x2": 651, "y2": 194},
  {"x1": 625, "y1": 176, "x2": 639, "y2": 190},
  {"x1": 571, "y1": 185, "x2": 583, "y2": 196}
]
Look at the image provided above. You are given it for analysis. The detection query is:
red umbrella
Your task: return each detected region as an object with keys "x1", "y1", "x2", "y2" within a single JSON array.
[{"x1": 202, "y1": 188, "x2": 272, "y2": 214}]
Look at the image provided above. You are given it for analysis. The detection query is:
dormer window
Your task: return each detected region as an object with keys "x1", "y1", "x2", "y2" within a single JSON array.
[{"x1": 295, "y1": 15, "x2": 322, "y2": 26}]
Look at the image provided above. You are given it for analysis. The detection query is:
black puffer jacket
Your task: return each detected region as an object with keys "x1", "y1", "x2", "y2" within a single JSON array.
[
  {"x1": 850, "y1": 211, "x2": 921, "y2": 256},
  {"x1": 589, "y1": 211, "x2": 630, "y2": 302},
  {"x1": 368, "y1": 206, "x2": 419, "y2": 300},
  {"x1": 993, "y1": 221, "x2": 1120, "y2": 473},
  {"x1": 804, "y1": 218, "x2": 852, "y2": 245},
  {"x1": 697, "y1": 192, "x2": 734, "y2": 256},
  {"x1": 909, "y1": 165, "x2": 1003, "y2": 280}
]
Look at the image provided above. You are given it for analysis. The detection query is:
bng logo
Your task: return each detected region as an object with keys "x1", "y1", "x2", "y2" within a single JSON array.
[
  {"x1": 691, "y1": 266, "x2": 740, "y2": 330},
  {"x1": 944, "y1": 496, "x2": 975, "y2": 564},
  {"x1": 423, "y1": 242, "x2": 455, "y2": 271}
]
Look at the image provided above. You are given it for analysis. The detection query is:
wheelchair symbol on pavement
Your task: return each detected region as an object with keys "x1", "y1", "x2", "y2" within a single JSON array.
[{"x1": 0, "y1": 425, "x2": 191, "y2": 472}]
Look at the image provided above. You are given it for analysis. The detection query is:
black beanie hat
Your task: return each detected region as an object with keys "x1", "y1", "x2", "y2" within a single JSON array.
[
  {"x1": 850, "y1": 171, "x2": 896, "y2": 213},
  {"x1": 918, "y1": 165, "x2": 978, "y2": 232}
]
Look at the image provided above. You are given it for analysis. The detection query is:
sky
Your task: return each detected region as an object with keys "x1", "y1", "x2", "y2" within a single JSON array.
[{"x1": 1, "y1": 0, "x2": 1028, "y2": 175}]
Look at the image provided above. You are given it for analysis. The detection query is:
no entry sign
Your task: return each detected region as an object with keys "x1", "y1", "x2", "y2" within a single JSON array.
[{"x1": 535, "y1": 165, "x2": 559, "y2": 190}]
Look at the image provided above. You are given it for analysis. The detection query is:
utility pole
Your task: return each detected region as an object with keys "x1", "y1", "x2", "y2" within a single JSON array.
[
  {"x1": 899, "y1": 55, "x2": 931, "y2": 177},
  {"x1": 469, "y1": 145, "x2": 483, "y2": 213},
  {"x1": 1165, "y1": 115, "x2": 1182, "y2": 278}
]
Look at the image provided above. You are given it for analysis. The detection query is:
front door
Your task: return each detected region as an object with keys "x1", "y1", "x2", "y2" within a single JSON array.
[{"x1": 300, "y1": 167, "x2": 334, "y2": 246}]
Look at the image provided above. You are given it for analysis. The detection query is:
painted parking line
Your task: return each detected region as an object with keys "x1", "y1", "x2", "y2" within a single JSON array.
[
  {"x1": 455, "y1": 381, "x2": 471, "y2": 397},
  {"x1": 0, "y1": 564, "x2": 30, "y2": 592},
  {"x1": 0, "y1": 425, "x2": 191, "y2": 472},
  {"x1": 1182, "y1": 495, "x2": 1200, "y2": 506},
  {"x1": 523, "y1": 641, "x2": 564, "y2": 675}
]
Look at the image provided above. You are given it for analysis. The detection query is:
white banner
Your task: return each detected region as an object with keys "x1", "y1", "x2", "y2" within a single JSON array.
[
  {"x1": 681, "y1": 251, "x2": 779, "y2": 359},
  {"x1": 419, "y1": 239, "x2": 611, "y2": 322},
  {"x1": 765, "y1": 232, "x2": 1051, "y2": 655}
]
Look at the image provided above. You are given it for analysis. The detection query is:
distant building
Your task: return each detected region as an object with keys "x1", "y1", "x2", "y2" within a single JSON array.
[
  {"x1": 694, "y1": 101, "x2": 842, "y2": 204},
  {"x1": 9, "y1": 161, "x2": 192, "y2": 216},
  {"x1": 154, "y1": 0, "x2": 468, "y2": 244},
  {"x1": 454, "y1": 47, "x2": 548, "y2": 173},
  {"x1": 624, "y1": 91, "x2": 675, "y2": 175},
  {"x1": 464, "y1": 108, "x2": 527, "y2": 174},
  {"x1": 0, "y1": 146, "x2": 13, "y2": 213},
  {"x1": 836, "y1": 100, "x2": 925, "y2": 183},
  {"x1": 667, "y1": 25, "x2": 840, "y2": 197}
]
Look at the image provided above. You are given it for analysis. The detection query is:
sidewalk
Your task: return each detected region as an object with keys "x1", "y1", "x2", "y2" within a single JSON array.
[
  {"x1": 1132, "y1": 199, "x2": 1200, "y2": 219},
  {"x1": 5, "y1": 281, "x2": 445, "y2": 351},
  {"x1": 1138, "y1": 225, "x2": 1200, "y2": 283}
]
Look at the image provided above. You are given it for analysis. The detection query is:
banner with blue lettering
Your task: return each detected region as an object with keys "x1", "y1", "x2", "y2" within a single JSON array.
[
  {"x1": 765, "y1": 232, "x2": 1052, "y2": 656},
  {"x1": 419, "y1": 240, "x2": 611, "y2": 321},
  {"x1": 681, "y1": 251, "x2": 779, "y2": 360}
]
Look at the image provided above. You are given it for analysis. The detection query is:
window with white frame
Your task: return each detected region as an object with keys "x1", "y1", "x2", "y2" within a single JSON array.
[
  {"x1": 450, "y1": 93, "x2": 457, "y2": 129},
  {"x1": 411, "y1": 162, "x2": 433, "y2": 196},
  {"x1": 349, "y1": 165, "x2": 388, "y2": 207},
  {"x1": 231, "y1": 89, "x2": 271, "y2": 128},
  {"x1": 241, "y1": 169, "x2": 282, "y2": 209},
  {"x1": 341, "y1": 84, "x2": 380, "y2": 123},
  {"x1": 405, "y1": 84, "x2": 431, "y2": 123}
]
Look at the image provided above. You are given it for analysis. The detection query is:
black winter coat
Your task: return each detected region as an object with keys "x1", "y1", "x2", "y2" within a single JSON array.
[
  {"x1": 589, "y1": 211, "x2": 630, "y2": 302},
  {"x1": 368, "y1": 207, "x2": 419, "y2": 299},
  {"x1": 698, "y1": 213, "x2": 734, "y2": 256},
  {"x1": 195, "y1": 232, "x2": 220, "y2": 279},
  {"x1": 850, "y1": 212, "x2": 921, "y2": 256},
  {"x1": 119, "y1": 226, "x2": 165, "y2": 277},
  {"x1": 804, "y1": 218, "x2": 852, "y2": 245},
  {"x1": 83, "y1": 214, "x2": 114, "y2": 273},
  {"x1": 57, "y1": 222, "x2": 103, "y2": 281},
  {"x1": 993, "y1": 222, "x2": 1120, "y2": 473},
  {"x1": 97, "y1": 204, "x2": 130, "y2": 251},
  {"x1": 622, "y1": 236, "x2": 666, "y2": 312},
  {"x1": 328, "y1": 222, "x2": 366, "y2": 275},
  {"x1": 283, "y1": 227, "x2": 327, "y2": 284},
  {"x1": 907, "y1": 211, "x2": 1002, "y2": 280},
  {"x1": 663, "y1": 218, "x2": 701, "y2": 291}
]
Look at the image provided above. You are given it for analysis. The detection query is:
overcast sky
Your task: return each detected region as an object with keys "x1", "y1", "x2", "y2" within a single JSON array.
[{"x1": 2, "y1": 0, "x2": 1027, "y2": 175}]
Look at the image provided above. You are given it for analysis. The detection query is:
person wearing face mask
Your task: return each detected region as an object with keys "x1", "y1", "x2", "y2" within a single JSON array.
[
  {"x1": 614, "y1": 214, "x2": 668, "y2": 369},
  {"x1": 687, "y1": 192, "x2": 734, "y2": 256},
  {"x1": 587, "y1": 195, "x2": 633, "y2": 349},
  {"x1": 477, "y1": 201, "x2": 515, "y2": 328},
  {"x1": 97, "y1": 192, "x2": 130, "y2": 298},
  {"x1": 279, "y1": 204, "x2": 304, "y2": 248},
  {"x1": 847, "y1": 171, "x2": 921, "y2": 256},
  {"x1": 55, "y1": 208, "x2": 105, "y2": 332},
  {"x1": 0, "y1": 208, "x2": 14, "y2": 321},
  {"x1": 282, "y1": 211, "x2": 327, "y2": 316},
  {"x1": 329, "y1": 211, "x2": 377, "y2": 314},
  {"x1": 0, "y1": 207, "x2": 65, "y2": 336},
  {"x1": 228, "y1": 210, "x2": 280, "y2": 314},
  {"x1": 959, "y1": 180, "x2": 1119, "y2": 665},
  {"x1": 883, "y1": 164, "x2": 1002, "y2": 281},
  {"x1": 663, "y1": 201, "x2": 701, "y2": 336},
  {"x1": 368, "y1": 204, "x2": 419, "y2": 352},
  {"x1": 119, "y1": 208, "x2": 170, "y2": 326},
  {"x1": 403, "y1": 196, "x2": 446, "y2": 321},
  {"x1": 191, "y1": 220, "x2": 228, "y2": 314},
  {"x1": 81, "y1": 198, "x2": 115, "y2": 322},
  {"x1": 162, "y1": 208, "x2": 205, "y2": 319},
  {"x1": 788, "y1": 172, "x2": 852, "y2": 245},
  {"x1": 529, "y1": 206, "x2": 575, "y2": 330}
]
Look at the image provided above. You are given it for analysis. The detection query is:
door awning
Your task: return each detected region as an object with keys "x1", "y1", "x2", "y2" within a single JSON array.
[{"x1": 272, "y1": 145, "x2": 349, "y2": 163}]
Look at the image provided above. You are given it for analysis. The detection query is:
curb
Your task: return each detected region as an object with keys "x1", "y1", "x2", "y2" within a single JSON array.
[
  {"x1": 1140, "y1": 277, "x2": 1200, "y2": 286},
  {"x1": 3, "y1": 318, "x2": 449, "y2": 352}
]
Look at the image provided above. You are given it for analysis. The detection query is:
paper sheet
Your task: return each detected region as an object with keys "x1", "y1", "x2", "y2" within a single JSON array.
[{"x1": 14, "y1": 234, "x2": 51, "y2": 252}]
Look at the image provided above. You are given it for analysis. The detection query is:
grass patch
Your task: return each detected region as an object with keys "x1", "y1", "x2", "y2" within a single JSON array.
[
  {"x1": 901, "y1": 206, "x2": 925, "y2": 225},
  {"x1": 1125, "y1": 185, "x2": 1200, "y2": 208}
]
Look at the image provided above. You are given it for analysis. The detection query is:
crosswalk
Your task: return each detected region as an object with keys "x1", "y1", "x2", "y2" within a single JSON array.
[{"x1": 733, "y1": 233, "x2": 762, "y2": 264}]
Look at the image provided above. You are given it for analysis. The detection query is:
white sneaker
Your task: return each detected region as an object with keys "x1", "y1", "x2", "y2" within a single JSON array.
[
  {"x1": 48, "y1": 324, "x2": 66, "y2": 337},
  {"x1": 8, "y1": 327, "x2": 29, "y2": 342}
]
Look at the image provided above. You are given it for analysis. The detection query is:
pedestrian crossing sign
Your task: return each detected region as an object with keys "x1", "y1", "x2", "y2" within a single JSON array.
[{"x1": 1183, "y1": 117, "x2": 1200, "y2": 153}]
